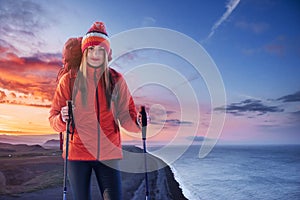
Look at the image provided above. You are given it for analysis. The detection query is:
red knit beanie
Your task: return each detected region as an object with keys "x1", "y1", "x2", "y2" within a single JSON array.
[{"x1": 81, "y1": 22, "x2": 110, "y2": 54}]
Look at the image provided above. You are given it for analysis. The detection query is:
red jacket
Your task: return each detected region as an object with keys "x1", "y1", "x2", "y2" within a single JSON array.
[{"x1": 49, "y1": 67, "x2": 140, "y2": 161}]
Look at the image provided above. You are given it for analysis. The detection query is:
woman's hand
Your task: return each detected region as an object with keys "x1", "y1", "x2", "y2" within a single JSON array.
[
  {"x1": 137, "y1": 112, "x2": 142, "y2": 127},
  {"x1": 60, "y1": 106, "x2": 69, "y2": 123},
  {"x1": 61, "y1": 104, "x2": 74, "y2": 123},
  {"x1": 137, "y1": 106, "x2": 150, "y2": 128}
]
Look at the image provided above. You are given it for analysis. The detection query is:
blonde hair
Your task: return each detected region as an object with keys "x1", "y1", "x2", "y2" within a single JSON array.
[{"x1": 75, "y1": 49, "x2": 112, "y2": 108}]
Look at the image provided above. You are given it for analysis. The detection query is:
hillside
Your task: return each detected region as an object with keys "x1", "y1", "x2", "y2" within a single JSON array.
[{"x1": 0, "y1": 143, "x2": 187, "y2": 199}]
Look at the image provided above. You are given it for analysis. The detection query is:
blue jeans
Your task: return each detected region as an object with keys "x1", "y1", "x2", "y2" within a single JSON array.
[{"x1": 68, "y1": 160, "x2": 122, "y2": 200}]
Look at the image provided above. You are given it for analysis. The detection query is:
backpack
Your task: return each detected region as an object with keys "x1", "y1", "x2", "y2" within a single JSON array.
[
  {"x1": 57, "y1": 37, "x2": 82, "y2": 150},
  {"x1": 57, "y1": 37, "x2": 83, "y2": 83}
]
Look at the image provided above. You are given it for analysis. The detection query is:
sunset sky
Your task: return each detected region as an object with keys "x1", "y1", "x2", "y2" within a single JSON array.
[{"x1": 0, "y1": 0, "x2": 299, "y2": 145}]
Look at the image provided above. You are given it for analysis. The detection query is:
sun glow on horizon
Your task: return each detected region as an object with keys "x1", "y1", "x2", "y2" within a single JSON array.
[{"x1": 0, "y1": 103, "x2": 53, "y2": 135}]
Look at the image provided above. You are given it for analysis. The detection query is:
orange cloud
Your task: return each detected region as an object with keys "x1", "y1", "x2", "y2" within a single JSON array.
[{"x1": 0, "y1": 45, "x2": 62, "y2": 106}]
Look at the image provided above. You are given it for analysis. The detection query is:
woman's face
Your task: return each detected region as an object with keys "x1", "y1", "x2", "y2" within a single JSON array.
[{"x1": 86, "y1": 45, "x2": 105, "y2": 67}]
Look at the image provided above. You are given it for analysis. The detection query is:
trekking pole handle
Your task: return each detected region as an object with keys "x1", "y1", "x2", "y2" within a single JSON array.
[
  {"x1": 67, "y1": 100, "x2": 73, "y2": 124},
  {"x1": 140, "y1": 106, "x2": 147, "y2": 140}
]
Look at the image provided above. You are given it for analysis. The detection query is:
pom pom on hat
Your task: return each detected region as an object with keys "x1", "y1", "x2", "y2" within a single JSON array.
[
  {"x1": 81, "y1": 22, "x2": 110, "y2": 54},
  {"x1": 88, "y1": 22, "x2": 108, "y2": 35}
]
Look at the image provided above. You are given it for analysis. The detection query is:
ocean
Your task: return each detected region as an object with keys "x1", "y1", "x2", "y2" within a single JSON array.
[{"x1": 151, "y1": 145, "x2": 300, "y2": 200}]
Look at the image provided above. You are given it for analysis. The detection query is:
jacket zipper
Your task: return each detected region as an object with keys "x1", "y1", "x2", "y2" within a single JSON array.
[
  {"x1": 94, "y1": 69, "x2": 100, "y2": 160},
  {"x1": 95, "y1": 87, "x2": 100, "y2": 160}
]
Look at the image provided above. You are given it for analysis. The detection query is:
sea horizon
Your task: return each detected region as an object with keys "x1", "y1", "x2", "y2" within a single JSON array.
[{"x1": 1, "y1": 133, "x2": 300, "y2": 147}]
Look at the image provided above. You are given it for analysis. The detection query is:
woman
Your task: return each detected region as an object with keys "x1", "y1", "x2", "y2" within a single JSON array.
[{"x1": 49, "y1": 22, "x2": 141, "y2": 200}]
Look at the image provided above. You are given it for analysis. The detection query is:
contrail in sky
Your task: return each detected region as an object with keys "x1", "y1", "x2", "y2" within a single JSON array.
[{"x1": 206, "y1": 0, "x2": 241, "y2": 40}]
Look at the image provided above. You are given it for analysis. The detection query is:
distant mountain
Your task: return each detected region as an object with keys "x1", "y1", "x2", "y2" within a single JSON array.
[
  {"x1": 43, "y1": 139, "x2": 60, "y2": 149},
  {"x1": 0, "y1": 142, "x2": 48, "y2": 156},
  {"x1": 0, "y1": 134, "x2": 58, "y2": 145}
]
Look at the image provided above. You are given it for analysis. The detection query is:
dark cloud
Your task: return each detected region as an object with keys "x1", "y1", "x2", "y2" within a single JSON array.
[
  {"x1": 145, "y1": 105, "x2": 193, "y2": 127},
  {"x1": 164, "y1": 119, "x2": 193, "y2": 126},
  {"x1": 31, "y1": 52, "x2": 62, "y2": 64},
  {"x1": 290, "y1": 110, "x2": 300, "y2": 122},
  {"x1": 186, "y1": 136, "x2": 206, "y2": 142},
  {"x1": 292, "y1": 110, "x2": 300, "y2": 115},
  {"x1": 0, "y1": 0, "x2": 56, "y2": 52},
  {"x1": 150, "y1": 119, "x2": 193, "y2": 127},
  {"x1": 277, "y1": 91, "x2": 300, "y2": 102},
  {"x1": 215, "y1": 98, "x2": 284, "y2": 116}
]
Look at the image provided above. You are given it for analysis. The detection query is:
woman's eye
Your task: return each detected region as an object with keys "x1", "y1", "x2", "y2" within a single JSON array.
[{"x1": 88, "y1": 47, "x2": 94, "y2": 51}]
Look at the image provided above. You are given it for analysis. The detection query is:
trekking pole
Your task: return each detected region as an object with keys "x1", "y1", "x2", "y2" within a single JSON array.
[
  {"x1": 63, "y1": 100, "x2": 73, "y2": 200},
  {"x1": 140, "y1": 106, "x2": 149, "y2": 200}
]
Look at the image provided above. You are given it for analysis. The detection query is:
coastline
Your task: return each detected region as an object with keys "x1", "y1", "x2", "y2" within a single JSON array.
[
  {"x1": 163, "y1": 164, "x2": 189, "y2": 200},
  {"x1": 0, "y1": 143, "x2": 188, "y2": 200},
  {"x1": 169, "y1": 165, "x2": 193, "y2": 200}
]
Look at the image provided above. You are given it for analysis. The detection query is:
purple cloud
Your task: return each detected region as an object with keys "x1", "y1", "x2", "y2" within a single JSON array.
[{"x1": 215, "y1": 98, "x2": 284, "y2": 116}]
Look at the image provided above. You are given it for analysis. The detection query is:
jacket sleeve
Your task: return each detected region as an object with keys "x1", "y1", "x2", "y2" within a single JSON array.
[
  {"x1": 115, "y1": 75, "x2": 141, "y2": 133},
  {"x1": 49, "y1": 74, "x2": 71, "y2": 132}
]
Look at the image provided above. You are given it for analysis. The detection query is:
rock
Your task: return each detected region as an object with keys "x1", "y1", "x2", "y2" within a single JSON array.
[{"x1": 0, "y1": 171, "x2": 6, "y2": 193}]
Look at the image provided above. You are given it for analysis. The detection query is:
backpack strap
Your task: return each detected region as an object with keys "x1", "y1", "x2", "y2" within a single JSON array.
[
  {"x1": 109, "y1": 67, "x2": 120, "y2": 102},
  {"x1": 69, "y1": 71, "x2": 76, "y2": 140}
]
